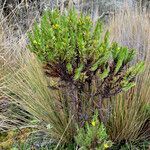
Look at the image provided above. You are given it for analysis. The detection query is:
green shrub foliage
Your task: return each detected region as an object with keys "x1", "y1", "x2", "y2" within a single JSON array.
[
  {"x1": 75, "y1": 111, "x2": 113, "y2": 149},
  {"x1": 28, "y1": 9, "x2": 144, "y2": 124}
]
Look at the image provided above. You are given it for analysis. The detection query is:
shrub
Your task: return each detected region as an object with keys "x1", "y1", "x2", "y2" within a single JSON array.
[{"x1": 28, "y1": 9, "x2": 144, "y2": 125}]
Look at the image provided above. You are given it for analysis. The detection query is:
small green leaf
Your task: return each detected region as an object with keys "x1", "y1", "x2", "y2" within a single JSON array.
[
  {"x1": 90, "y1": 61, "x2": 99, "y2": 71},
  {"x1": 99, "y1": 67, "x2": 110, "y2": 80},
  {"x1": 114, "y1": 47, "x2": 128, "y2": 74},
  {"x1": 125, "y1": 61, "x2": 145, "y2": 80},
  {"x1": 30, "y1": 119, "x2": 39, "y2": 125},
  {"x1": 66, "y1": 63, "x2": 73, "y2": 74},
  {"x1": 122, "y1": 82, "x2": 136, "y2": 91},
  {"x1": 74, "y1": 64, "x2": 84, "y2": 80}
]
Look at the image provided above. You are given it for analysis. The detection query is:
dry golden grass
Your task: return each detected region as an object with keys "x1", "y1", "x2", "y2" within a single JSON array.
[
  {"x1": 0, "y1": 6, "x2": 75, "y2": 144},
  {"x1": 106, "y1": 7, "x2": 150, "y2": 142},
  {"x1": 1, "y1": 49, "x2": 75, "y2": 143},
  {"x1": 0, "y1": 11, "x2": 39, "y2": 133},
  {"x1": 108, "y1": 8, "x2": 150, "y2": 61}
]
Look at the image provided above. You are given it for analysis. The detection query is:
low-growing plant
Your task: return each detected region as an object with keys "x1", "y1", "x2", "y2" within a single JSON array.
[
  {"x1": 12, "y1": 130, "x2": 56, "y2": 150},
  {"x1": 75, "y1": 110, "x2": 113, "y2": 149},
  {"x1": 28, "y1": 9, "x2": 144, "y2": 125}
]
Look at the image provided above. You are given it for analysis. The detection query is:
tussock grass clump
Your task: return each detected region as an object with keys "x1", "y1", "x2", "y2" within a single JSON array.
[
  {"x1": 0, "y1": 17, "x2": 34, "y2": 133},
  {"x1": 1, "y1": 51, "x2": 75, "y2": 143},
  {"x1": 106, "y1": 8, "x2": 150, "y2": 144},
  {"x1": 108, "y1": 8, "x2": 150, "y2": 61}
]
